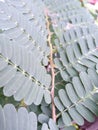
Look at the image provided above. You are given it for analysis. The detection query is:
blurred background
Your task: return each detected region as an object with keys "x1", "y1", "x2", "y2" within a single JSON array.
[{"x1": 82, "y1": 0, "x2": 98, "y2": 25}]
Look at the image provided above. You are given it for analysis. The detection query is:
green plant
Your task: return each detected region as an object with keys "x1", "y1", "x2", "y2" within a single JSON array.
[{"x1": 0, "y1": 0, "x2": 98, "y2": 129}]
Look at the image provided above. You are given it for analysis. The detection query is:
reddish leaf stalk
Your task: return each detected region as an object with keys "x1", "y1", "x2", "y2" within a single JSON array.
[{"x1": 45, "y1": 10, "x2": 56, "y2": 122}]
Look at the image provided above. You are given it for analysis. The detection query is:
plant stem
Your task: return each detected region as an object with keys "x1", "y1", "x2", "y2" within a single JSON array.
[{"x1": 45, "y1": 12, "x2": 56, "y2": 122}]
